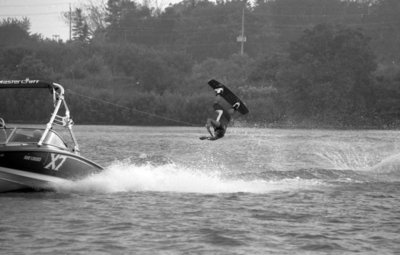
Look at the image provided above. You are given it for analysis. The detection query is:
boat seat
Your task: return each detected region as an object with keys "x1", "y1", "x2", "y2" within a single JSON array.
[
  {"x1": 10, "y1": 134, "x2": 32, "y2": 143},
  {"x1": 33, "y1": 130, "x2": 43, "y2": 141}
]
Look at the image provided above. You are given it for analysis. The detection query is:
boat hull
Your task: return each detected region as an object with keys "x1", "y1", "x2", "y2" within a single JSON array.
[
  {"x1": 0, "y1": 166, "x2": 66, "y2": 192},
  {"x1": 0, "y1": 147, "x2": 102, "y2": 192}
]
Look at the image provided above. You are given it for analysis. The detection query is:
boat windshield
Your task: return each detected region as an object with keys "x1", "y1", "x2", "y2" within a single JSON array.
[
  {"x1": 0, "y1": 128, "x2": 13, "y2": 144},
  {"x1": 0, "y1": 128, "x2": 68, "y2": 149}
]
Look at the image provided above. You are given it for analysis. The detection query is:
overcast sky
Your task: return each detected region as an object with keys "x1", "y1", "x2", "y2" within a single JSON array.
[{"x1": 0, "y1": 0, "x2": 176, "y2": 41}]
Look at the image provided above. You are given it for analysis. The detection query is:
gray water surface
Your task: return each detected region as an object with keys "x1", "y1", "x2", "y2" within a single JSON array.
[{"x1": 1, "y1": 126, "x2": 400, "y2": 254}]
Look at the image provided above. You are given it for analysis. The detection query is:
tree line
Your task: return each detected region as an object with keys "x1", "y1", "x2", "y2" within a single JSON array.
[{"x1": 1, "y1": 0, "x2": 400, "y2": 128}]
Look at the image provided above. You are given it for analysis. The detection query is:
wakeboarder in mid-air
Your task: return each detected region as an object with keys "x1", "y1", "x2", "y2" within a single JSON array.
[
  {"x1": 201, "y1": 93, "x2": 238, "y2": 141},
  {"x1": 200, "y1": 80, "x2": 249, "y2": 141}
]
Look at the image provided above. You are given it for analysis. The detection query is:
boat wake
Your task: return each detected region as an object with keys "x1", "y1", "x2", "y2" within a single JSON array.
[
  {"x1": 368, "y1": 153, "x2": 400, "y2": 181},
  {"x1": 314, "y1": 144, "x2": 382, "y2": 171},
  {"x1": 49, "y1": 144, "x2": 400, "y2": 194},
  {"x1": 52, "y1": 160, "x2": 326, "y2": 194}
]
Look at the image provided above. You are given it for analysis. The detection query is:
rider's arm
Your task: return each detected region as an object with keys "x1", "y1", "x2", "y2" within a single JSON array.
[{"x1": 215, "y1": 109, "x2": 223, "y2": 122}]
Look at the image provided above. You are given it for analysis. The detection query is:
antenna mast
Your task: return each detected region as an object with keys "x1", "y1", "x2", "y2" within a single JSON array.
[
  {"x1": 237, "y1": 8, "x2": 246, "y2": 55},
  {"x1": 69, "y1": 3, "x2": 72, "y2": 41}
]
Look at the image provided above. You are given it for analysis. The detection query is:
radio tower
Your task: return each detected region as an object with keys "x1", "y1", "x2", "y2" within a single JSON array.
[{"x1": 237, "y1": 8, "x2": 246, "y2": 55}]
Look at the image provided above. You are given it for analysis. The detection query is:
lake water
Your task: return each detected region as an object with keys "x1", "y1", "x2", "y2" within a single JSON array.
[{"x1": 1, "y1": 126, "x2": 400, "y2": 254}]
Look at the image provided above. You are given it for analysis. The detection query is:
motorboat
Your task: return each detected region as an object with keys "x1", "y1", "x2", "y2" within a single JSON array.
[{"x1": 0, "y1": 80, "x2": 103, "y2": 192}]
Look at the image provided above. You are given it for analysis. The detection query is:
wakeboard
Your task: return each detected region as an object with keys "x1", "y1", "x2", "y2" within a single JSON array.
[{"x1": 208, "y1": 79, "x2": 249, "y2": 115}]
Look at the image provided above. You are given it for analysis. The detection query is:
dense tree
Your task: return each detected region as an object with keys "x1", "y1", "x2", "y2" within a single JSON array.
[
  {"x1": 364, "y1": 0, "x2": 400, "y2": 64},
  {"x1": 0, "y1": 18, "x2": 32, "y2": 47},
  {"x1": 2, "y1": 1, "x2": 400, "y2": 127},
  {"x1": 72, "y1": 8, "x2": 91, "y2": 42},
  {"x1": 278, "y1": 24, "x2": 376, "y2": 125},
  {"x1": 104, "y1": 0, "x2": 144, "y2": 42}
]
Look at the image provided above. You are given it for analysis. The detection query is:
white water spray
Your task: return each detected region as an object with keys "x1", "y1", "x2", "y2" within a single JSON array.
[
  {"x1": 369, "y1": 153, "x2": 400, "y2": 179},
  {"x1": 53, "y1": 161, "x2": 325, "y2": 194},
  {"x1": 315, "y1": 144, "x2": 381, "y2": 170}
]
